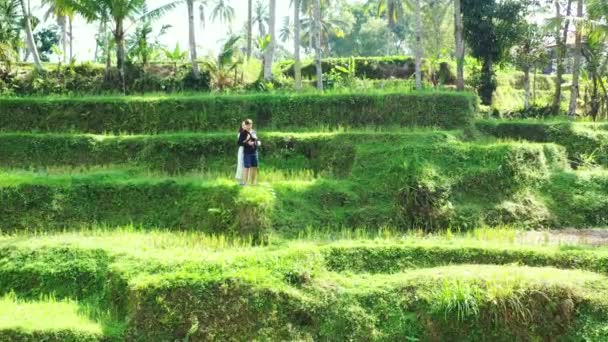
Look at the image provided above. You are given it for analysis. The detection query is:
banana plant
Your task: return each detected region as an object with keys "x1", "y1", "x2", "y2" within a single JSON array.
[
  {"x1": 163, "y1": 43, "x2": 187, "y2": 74},
  {"x1": 202, "y1": 35, "x2": 243, "y2": 91}
]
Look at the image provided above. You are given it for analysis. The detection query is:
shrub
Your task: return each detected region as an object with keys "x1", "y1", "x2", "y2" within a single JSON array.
[
  {"x1": 542, "y1": 171, "x2": 608, "y2": 227},
  {"x1": 0, "y1": 330, "x2": 106, "y2": 342},
  {"x1": 395, "y1": 161, "x2": 453, "y2": 231},
  {"x1": 278, "y1": 56, "x2": 457, "y2": 84},
  {"x1": 7, "y1": 64, "x2": 211, "y2": 96},
  {"x1": 0, "y1": 92, "x2": 477, "y2": 133},
  {"x1": 127, "y1": 275, "x2": 311, "y2": 341},
  {"x1": 278, "y1": 56, "x2": 417, "y2": 79},
  {"x1": 500, "y1": 105, "x2": 557, "y2": 119}
]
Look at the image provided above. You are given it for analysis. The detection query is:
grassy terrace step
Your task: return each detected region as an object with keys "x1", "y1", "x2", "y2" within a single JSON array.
[
  {"x1": 129, "y1": 265, "x2": 608, "y2": 341},
  {"x1": 2, "y1": 231, "x2": 608, "y2": 341},
  {"x1": 0, "y1": 171, "x2": 276, "y2": 237},
  {"x1": 0, "y1": 92, "x2": 477, "y2": 133},
  {"x1": 542, "y1": 170, "x2": 608, "y2": 227},
  {"x1": 0, "y1": 295, "x2": 111, "y2": 342},
  {"x1": 0, "y1": 130, "x2": 565, "y2": 178},
  {"x1": 0, "y1": 131, "x2": 358, "y2": 175},
  {"x1": 0, "y1": 133, "x2": 590, "y2": 231},
  {"x1": 477, "y1": 120, "x2": 608, "y2": 167},
  {"x1": 3, "y1": 230, "x2": 608, "y2": 275}
]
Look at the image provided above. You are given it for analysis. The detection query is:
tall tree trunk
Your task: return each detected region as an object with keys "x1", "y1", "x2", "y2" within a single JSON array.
[
  {"x1": 94, "y1": 20, "x2": 102, "y2": 62},
  {"x1": 104, "y1": 21, "x2": 111, "y2": 79},
  {"x1": 20, "y1": 0, "x2": 43, "y2": 71},
  {"x1": 247, "y1": 0, "x2": 253, "y2": 59},
  {"x1": 480, "y1": 56, "x2": 494, "y2": 105},
  {"x1": 69, "y1": 17, "x2": 73, "y2": 61},
  {"x1": 263, "y1": 0, "x2": 276, "y2": 81},
  {"x1": 590, "y1": 75, "x2": 599, "y2": 121},
  {"x1": 552, "y1": 0, "x2": 573, "y2": 115},
  {"x1": 314, "y1": 0, "x2": 322, "y2": 90},
  {"x1": 62, "y1": 17, "x2": 68, "y2": 63},
  {"x1": 308, "y1": 20, "x2": 313, "y2": 54},
  {"x1": 187, "y1": 0, "x2": 200, "y2": 78},
  {"x1": 524, "y1": 66, "x2": 531, "y2": 110},
  {"x1": 454, "y1": 0, "x2": 464, "y2": 91},
  {"x1": 568, "y1": 0, "x2": 583, "y2": 118},
  {"x1": 115, "y1": 19, "x2": 126, "y2": 93},
  {"x1": 258, "y1": 20, "x2": 266, "y2": 37},
  {"x1": 414, "y1": 0, "x2": 422, "y2": 90},
  {"x1": 533, "y1": 67, "x2": 537, "y2": 104},
  {"x1": 294, "y1": 0, "x2": 302, "y2": 90},
  {"x1": 385, "y1": 29, "x2": 391, "y2": 56}
]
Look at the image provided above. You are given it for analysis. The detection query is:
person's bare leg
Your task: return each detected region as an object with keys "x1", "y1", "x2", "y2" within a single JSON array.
[
  {"x1": 242, "y1": 168, "x2": 250, "y2": 185},
  {"x1": 250, "y1": 167, "x2": 258, "y2": 185}
]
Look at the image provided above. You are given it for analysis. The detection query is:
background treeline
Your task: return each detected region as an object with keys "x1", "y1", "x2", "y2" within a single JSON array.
[{"x1": 1, "y1": 0, "x2": 608, "y2": 119}]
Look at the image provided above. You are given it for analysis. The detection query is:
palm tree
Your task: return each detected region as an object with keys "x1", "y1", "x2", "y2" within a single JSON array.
[
  {"x1": 19, "y1": 0, "x2": 42, "y2": 70},
  {"x1": 279, "y1": 16, "x2": 292, "y2": 42},
  {"x1": 186, "y1": 0, "x2": 209, "y2": 78},
  {"x1": 263, "y1": 0, "x2": 275, "y2": 81},
  {"x1": 454, "y1": 0, "x2": 464, "y2": 90},
  {"x1": 67, "y1": 0, "x2": 177, "y2": 92},
  {"x1": 0, "y1": 0, "x2": 23, "y2": 51},
  {"x1": 41, "y1": 0, "x2": 76, "y2": 63},
  {"x1": 161, "y1": 0, "x2": 231, "y2": 78},
  {"x1": 300, "y1": 8, "x2": 348, "y2": 54},
  {"x1": 210, "y1": 0, "x2": 235, "y2": 26},
  {"x1": 41, "y1": 0, "x2": 66, "y2": 63},
  {"x1": 375, "y1": 0, "x2": 404, "y2": 28},
  {"x1": 253, "y1": 1, "x2": 269, "y2": 38},
  {"x1": 586, "y1": 0, "x2": 608, "y2": 119},
  {"x1": 313, "y1": 0, "x2": 322, "y2": 90},
  {"x1": 293, "y1": 0, "x2": 302, "y2": 89},
  {"x1": 568, "y1": 0, "x2": 584, "y2": 117},
  {"x1": 552, "y1": 0, "x2": 573, "y2": 114}
]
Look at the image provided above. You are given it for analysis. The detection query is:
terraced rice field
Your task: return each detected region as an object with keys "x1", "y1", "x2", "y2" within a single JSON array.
[{"x1": 1, "y1": 94, "x2": 608, "y2": 340}]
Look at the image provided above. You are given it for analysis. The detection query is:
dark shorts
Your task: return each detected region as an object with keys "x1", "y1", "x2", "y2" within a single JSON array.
[{"x1": 244, "y1": 153, "x2": 258, "y2": 168}]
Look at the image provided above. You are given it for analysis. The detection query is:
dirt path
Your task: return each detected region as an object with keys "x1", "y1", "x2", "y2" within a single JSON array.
[{"x1": 518, "y1": 228, "x2": 608, "y2": 246}]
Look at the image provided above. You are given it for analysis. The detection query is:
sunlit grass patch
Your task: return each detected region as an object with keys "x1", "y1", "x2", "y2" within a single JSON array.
[{"x1": 0, "y1": 293, "x2": 103, "y2": 335}]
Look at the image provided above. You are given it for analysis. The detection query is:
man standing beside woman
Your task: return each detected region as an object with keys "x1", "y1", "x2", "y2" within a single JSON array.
[{"x1": 236, "y1": 119, "x2": 261, "y2": 186}]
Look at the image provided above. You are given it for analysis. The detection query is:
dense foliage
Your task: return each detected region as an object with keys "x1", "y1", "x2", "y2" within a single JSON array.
[
  {"x1": 461, "y1": 0, "x2": 527, "y2": 105},
  {"x1": 0, "y1": 63, "x2": 211, "y2": 95}
]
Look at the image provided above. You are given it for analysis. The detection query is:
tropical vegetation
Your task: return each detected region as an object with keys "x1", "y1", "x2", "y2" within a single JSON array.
[{"x1": 4, "y1": 1, "x2": 608, "y2": 341}]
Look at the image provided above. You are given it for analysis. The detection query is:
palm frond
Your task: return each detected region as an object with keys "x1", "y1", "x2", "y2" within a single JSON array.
[{"x1": 140, "y1": 0, "x2": 182, "y2": 21}]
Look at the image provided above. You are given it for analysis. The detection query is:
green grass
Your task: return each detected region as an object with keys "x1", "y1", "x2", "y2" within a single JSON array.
[
  {"x1": 0, "y1": 294, "x2": 102, "y2": 334},
  {"x1": 0, "y1": 91, "x2": 477, "y2": 133},
  {"x1": 5, "y1": 228, "x2": 608, "y2": 341},
  {"x1": 0, "y1": 223, "x2": 608, "y2": 340},
  {"x1": 0, "y1": 293, "x2": 114, "y2": 341},
  {"x1": 0, "y1": 128, "x2": 598, "y2": 233}
]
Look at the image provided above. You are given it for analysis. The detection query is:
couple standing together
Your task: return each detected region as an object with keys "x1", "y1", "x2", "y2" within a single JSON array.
[{"x1": 236, "y1": 119, "x2": 261, "y2": 186}]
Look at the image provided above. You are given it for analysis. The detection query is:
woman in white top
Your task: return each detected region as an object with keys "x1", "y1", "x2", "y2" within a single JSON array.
[{"x1": 235, "y1": 121, "x2": 245, "y2": 185}]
